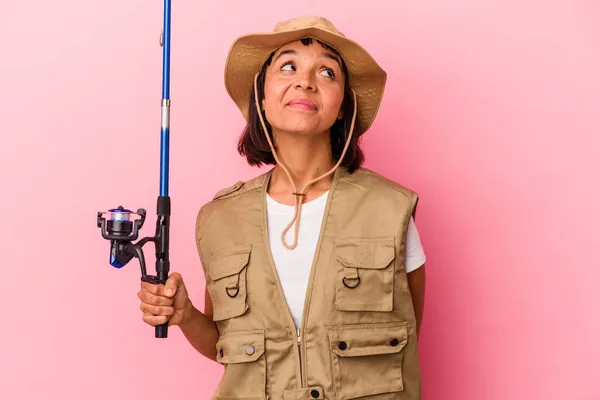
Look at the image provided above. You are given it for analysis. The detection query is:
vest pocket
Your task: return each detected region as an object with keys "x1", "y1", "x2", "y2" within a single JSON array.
[
  {"x1": 333, "y1": 237, "x2": 396, "y2": 312},
  {"x1": 206, "y1": 245, "x2": 251, "y2": 321},
  {"x1": 214, "y1": 330, "x2": 266, "y2": 399},
  {"x1": 326, "y1": 322, "x2": 408, "y2": 400}
]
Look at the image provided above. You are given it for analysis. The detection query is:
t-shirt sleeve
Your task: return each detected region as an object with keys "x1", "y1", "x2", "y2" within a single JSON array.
[{"x1": 405, "y1": 216, "x2": 426, "y2": 273}]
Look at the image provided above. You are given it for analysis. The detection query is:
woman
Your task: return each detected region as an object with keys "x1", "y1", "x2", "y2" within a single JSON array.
[{"x1": 138, "y1": 15, "x2": 426, "y2": 399}]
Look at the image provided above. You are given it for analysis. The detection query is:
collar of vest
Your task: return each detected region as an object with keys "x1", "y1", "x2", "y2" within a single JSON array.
[{"x1": 212, "y1": 166, "x2": 348, "y2": 202}]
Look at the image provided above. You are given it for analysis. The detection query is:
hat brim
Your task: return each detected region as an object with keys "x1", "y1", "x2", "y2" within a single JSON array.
[{"x1": 224, "y1": 27, "x2": 387, "y2": 136}]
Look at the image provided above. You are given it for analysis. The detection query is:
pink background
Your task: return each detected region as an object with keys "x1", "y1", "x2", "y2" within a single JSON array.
[{"x1": 2, "y1": 0, "x2": 599, "y2": 399}]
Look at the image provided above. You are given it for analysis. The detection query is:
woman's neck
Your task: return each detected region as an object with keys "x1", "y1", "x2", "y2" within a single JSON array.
[{"x1": 268, "y1": 130, "x2": 335, "y2": 203}]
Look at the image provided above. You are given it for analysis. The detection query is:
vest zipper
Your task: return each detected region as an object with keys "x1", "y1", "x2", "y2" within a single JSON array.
[
  {"x1": 261, "y1": 169, "x2": 340, "y2": 390},
  {"x1": 296, "y1": 328, "x2": 302, "y2": 383}
]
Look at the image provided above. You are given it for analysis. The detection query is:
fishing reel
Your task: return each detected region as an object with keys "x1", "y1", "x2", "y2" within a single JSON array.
[
  {"x1": 97, "y1": 206, "x2": 148, "y2": 272},
  {"x1": 97, "y1": 199, "x2": 171, "y2": 338}
]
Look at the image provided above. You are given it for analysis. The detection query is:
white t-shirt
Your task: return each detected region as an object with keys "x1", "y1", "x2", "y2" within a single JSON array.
[{"x1": 266, "y1": 190, "x2": 426, "y2": 328}]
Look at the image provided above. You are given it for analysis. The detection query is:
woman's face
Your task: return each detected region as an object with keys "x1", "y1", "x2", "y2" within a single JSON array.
[{"x1": 262, "y1": 40, "x2": 345, "y2": 137}]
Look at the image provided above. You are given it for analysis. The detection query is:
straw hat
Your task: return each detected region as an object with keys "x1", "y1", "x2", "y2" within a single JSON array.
[{"x1": 223, "y1": 15, "x2": 387, "y2": 136}]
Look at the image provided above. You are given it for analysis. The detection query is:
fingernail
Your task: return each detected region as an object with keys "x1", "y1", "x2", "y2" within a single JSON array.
[{"x1": 165, "y1": 288, "x2": 173, "y2": 296}]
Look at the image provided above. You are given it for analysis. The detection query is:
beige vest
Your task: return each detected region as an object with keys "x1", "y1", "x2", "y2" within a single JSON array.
[{"x1": 195, "y1": 166, "x2": 421, "y2": 400}]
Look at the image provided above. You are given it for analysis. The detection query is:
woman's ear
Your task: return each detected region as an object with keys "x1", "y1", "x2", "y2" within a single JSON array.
[{"x1": 337, "y1": 109, "x2": 344, "y2": 120}]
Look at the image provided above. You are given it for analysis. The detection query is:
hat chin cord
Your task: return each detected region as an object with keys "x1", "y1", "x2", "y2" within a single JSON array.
[{"x1": 253, "y1": 73, "x2": 358, "y2": 250}]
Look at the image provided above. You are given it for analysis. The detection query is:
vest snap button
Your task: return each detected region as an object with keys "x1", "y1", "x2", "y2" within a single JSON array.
[
  {"x1": 338, "y1": 341, "x2": 347, "y2": 350},
  {"x1": 245, "y1": 345, "x2": 255, "y2": 355},
  {"x1": 310, "y1": 389, "x2": 320, "y2": 398},
  {"x1": 390, "y1": 338, "x2": 399, "y2": 347}
]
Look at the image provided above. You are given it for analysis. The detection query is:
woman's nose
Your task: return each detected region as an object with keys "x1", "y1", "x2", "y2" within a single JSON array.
[{"x1": 295, "y1": 69, "x2": 316, "y2": 91}]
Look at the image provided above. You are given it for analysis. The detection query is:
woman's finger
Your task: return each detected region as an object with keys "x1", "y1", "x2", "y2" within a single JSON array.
[
  {"x1": 138, "y1": 289, "x2": 174, "y2": 307},
  {"x1": 142, "y1": 313, "x2": 169, "y2": 326},
  {"x1": 140, "y1": 302, "x2": 174, "y2": 317}
]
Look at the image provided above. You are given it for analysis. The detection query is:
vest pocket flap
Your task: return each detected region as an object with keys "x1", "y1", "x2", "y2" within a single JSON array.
[
  {"x1": 326, "y1": 322, "x2": 409, "y2": 398},
  {"x1": 334, "y1": 237, "x2": 395, "y2": 270},
  {"x1": 327, "y1": 322, "x2": 408, "y2": 357},
  {"x1": 213, "y1": 329, "x2": 267, "y2": 398},
  {"x1": 207, "y1": 245, "x2": 251, "y2": 281},
  {"x1": 216, "y1": 330, "x2": 265, "y2": 364}
]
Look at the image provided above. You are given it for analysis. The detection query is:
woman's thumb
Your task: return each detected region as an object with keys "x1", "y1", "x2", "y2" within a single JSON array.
[{"x1": 164, "y1": 273, "x2": 182, "y2": 297}]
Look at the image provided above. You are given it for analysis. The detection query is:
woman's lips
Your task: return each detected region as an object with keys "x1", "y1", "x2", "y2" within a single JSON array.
[{"x1": 287, "y1": 98, "x2": 317, "y2": 111}]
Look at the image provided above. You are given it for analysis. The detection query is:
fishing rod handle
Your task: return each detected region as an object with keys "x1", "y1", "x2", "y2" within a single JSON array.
[{"x1": 142, "y1": 274, "x2": 169, "y2": 338}]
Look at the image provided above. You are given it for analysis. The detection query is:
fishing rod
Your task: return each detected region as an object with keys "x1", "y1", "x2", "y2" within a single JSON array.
[{"x1": 96, "y1": 0, "x2": 172, "y2": 339}]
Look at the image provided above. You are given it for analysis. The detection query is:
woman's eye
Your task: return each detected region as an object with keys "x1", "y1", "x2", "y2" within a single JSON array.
[
  {"x1": 281, "y1": 63, "x2": 295, "y2": 71},
  {"x1": 321, "y1": 69, "x2": 336, "y2": 79}
]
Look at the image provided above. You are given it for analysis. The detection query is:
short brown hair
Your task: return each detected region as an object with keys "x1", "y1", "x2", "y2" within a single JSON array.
[{"x1": 237, "y1": 38, "x2": 364, "y2": 173}]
